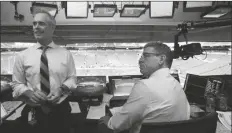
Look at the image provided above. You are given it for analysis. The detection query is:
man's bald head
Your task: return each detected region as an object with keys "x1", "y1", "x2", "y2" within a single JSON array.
[{"x1": 34, "y1": 10, "x2": 56, "y2": 26}]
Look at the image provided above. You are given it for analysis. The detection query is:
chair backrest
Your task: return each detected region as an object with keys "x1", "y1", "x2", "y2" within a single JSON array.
[{"x1": 140, "y1": 112, "x2": 217, "y2": 133}]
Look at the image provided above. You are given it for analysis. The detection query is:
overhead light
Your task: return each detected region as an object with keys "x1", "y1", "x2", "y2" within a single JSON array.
[
  {"x1": 65, "y1": 2, "x2": 88, "y2": 18},
  {"x1": 30, "y1": 2, "x2": 58, "y2": 17},
  {"x1": 183, "y1": 2, "x2": 212, "y2": 12},
  {"x1": 186, "y1": 2, "x2": 212, "y2": 8},
  {"x1": 201, "y1": 5, "x2": 232, "y2": 18},
  {"x1": 93, "y1": 4, "x2": 117, "y2": 17},
  {"x1": 150, "y1": 2, "x2": 174, "y2": 18},
  {"x1": 120, "y1": 5, "x2": 147, "y2": 17}
]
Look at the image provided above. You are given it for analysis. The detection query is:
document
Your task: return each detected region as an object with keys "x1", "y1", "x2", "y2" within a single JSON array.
[
  {"x1": 114, "y1": 86, "x2": 133, "y2": 96},
  {"x1": 57, "y1": 94, "x2": 69, "y2": 104},
  {"x1": 86, "y1": 103, "x2": 105, "y2": 119},
  {"x1": 190, "y1": 104, "x2": 204, "y2": 113},
  {"x1": 109, "y1": 106, "x2": 123, "y2": 116},
  {"x1": 113, "y1": 79, "x2": 137, "y2": 97},
  {"x1": 217, "y1": 111, "x2": 231, "y2": 131},
  {"x1": 102, "y1": 93, "x2": 113, "y2": 104},
  {"x1": 1, "y1": 104, "x2": 7, "y2": 119},
  {"x1": 69, "y1": 102, "x2": 81, "y2": 113}
]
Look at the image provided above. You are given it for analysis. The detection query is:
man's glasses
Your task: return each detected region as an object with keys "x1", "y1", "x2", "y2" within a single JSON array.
[
  {"x1": 141, "y1": 53, "x2": 162, "y2": 58},
  {"x1": 33, "y1": 21, "x2": 47, "y2": 27}
]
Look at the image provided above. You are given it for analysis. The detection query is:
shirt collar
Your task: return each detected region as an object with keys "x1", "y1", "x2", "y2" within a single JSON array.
[
  {"x1": 35, "y1": 41, "x2": 58, "y2": 49},
  {"x1": 149, "y1": 68, "x2": 170, "y2": 78}
]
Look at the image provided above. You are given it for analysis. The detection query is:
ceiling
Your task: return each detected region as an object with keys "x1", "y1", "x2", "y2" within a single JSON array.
[
  {"x1": 1, "y1": 25, "x2": 232, "y2": 44},
  {"x1": 1, "y1": 1, "x2": 232, "y2": 43}
]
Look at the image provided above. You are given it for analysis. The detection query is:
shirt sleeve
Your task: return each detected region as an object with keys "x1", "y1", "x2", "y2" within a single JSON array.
[
  {"x1": 12, "y1": 53, "x2": 32, "y2": 99},
  {"x1": 107, "y1": 81, "x2": 149, "y2": 132},
  {"x1": 62, "y1": 50, "x2": 77, "y2": 90}
]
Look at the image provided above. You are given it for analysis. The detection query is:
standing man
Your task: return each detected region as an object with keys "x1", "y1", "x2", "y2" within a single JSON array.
[
  {"x1": 12, "y1": 11, "x2": 76, "y2": 133},
  {"x1": 100, "y1": 42, "x2": 190, "y2": 133}
]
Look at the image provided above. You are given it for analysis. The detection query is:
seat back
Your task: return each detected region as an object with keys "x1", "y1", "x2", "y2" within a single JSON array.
[{"x1": 140, "y1": 112, "x2": 217, "y2": 133}]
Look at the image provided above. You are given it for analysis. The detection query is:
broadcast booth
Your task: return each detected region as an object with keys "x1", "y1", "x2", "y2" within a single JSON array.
[{"x1": 1, "y1": 1, "x2": 231, "y2": 133}]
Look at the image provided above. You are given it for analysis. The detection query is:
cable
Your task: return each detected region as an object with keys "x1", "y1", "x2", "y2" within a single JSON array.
[{"x1": 194, "y1": 49, "x2": 207, "y2": 60}]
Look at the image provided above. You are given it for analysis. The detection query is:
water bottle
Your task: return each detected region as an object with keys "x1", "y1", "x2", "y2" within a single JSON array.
[{"x1": 28, "y1": 108, "x2": 37, "y2": 125}]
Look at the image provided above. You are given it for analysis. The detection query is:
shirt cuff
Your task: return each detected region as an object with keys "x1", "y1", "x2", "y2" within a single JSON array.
[
  {"x1": 62, "y1": 77, "x2": 77, "y2": 90},
  {"x1": 107, "y1": 117, "x2": 114, "y2": 130},
  {"x1": 12, "y1": 86, "x2": 31, "y2": 99},
  {"x1": 60, "y1": 84, "x2": 72, "y2": 95}
]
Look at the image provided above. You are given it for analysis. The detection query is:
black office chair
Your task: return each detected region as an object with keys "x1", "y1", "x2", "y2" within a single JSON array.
[{"x1": 140, "y1": 112, "x2": 218, "y2": 133}]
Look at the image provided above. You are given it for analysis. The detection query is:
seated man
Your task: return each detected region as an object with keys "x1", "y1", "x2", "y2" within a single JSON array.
[{"x1": 100, "y1": 42, "x2": 190, "y2": 133}]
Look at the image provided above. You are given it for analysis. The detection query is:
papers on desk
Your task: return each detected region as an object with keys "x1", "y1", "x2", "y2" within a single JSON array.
[
  {"x1": 86, "y1": 103, "x2": 105, "y2": 119},
  {"x1": 217, "y1": 111, "x2": 231, "y2": 131},
  {"x1": 1, "y1": 104, "x2": 7, "y2": 119},
  {"x1": 57, "y1": 94, "x2": 69, "y2": 104},
  {"x1": 69, "y1": 102, "x2": 81, "y2": 113},
  {"x1": 114, "y1": 85, "x2": 133, "y2": 97},
  {"x1": 113, "y1": 79, "x2": 135, "y2": 97},
  {"x1": 102, "y1": 93, "x2": 113, "y2": 105},
  {"x1": 190, "y1": 104, "x2": 204, "y2": 112},
  {"x1": 109, "y1": 106, "x2": 123, "y2": 116}
]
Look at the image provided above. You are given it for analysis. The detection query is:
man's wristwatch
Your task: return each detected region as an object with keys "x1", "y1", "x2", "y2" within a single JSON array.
[{"x1": 60, "y1": 84, "x2": 72, "y2": 95}]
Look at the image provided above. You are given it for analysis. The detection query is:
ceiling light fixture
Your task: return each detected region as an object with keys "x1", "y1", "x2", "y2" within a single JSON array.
[
  {"x1": 92, "y1": 4, "x2": 117, "y2": 17},
  {"x1": 150, "y1": 2, "x2": 174, "y2": 18},
  {"x1": 120, "y1": 5, "x2": 147, "y2": 17},
  {"x1": 201, "y1": 5, "x2": 232, "y2": 18},
  {"x1": 65, "y1": 2, "x2": 89, "y2": 18},
  {"x1": 183, "y1": 1, "x2": 212, "y2": 12}
]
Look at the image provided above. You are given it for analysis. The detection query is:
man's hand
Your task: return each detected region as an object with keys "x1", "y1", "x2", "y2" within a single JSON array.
[
  {"x1": 99, "y1": 115, "x2": 111, "y2": 126},
  {"x1": 47, "y1": 87, "x2": 63, "y2": 104},
  {"x1": 22, "y1": 90, "x2": 47, "y2": 107}
]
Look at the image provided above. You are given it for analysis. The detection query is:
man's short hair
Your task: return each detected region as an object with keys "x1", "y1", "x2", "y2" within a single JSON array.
[
  {"x1": 144, "y1": 41, "x2": 173, "y2": 68},
  {"x1": 34, "y1": 10, "x2": 56, "y2": 26}
]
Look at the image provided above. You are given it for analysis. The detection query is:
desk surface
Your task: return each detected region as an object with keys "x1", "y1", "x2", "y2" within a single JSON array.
[
  {"x1": 77, "y1": 102, "x2": 231, "y2": 133},
  {"x1": 1, "y1": 101, "x2": 24, "y2": 120},
  {"x1": 1, "y1": 101, "x2": 230, "y2": 133},
  {"x1": 216, "y1": 121, "x2": 230, "y2": 133}
]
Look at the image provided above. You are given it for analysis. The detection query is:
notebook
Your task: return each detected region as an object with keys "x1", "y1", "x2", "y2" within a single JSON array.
[
  {"x1": 1, "y1": 101, "x2": 24, "y2": 120},
  {"x1": 1, "y1": 104, "x2": 7, "y2": 119}
]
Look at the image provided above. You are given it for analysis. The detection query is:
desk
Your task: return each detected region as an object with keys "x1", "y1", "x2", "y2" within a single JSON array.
[
  {"x1": 216, "y1": 121, "x2": 231, "y2": 133},
  {"x1": 0, "y1": 101, "x2": 230, "y2": 133},
  {"x1": 69, "y1": 102, "x2": 231, "y2": 133},
  {"x1": 190, "y1": 104, "x2": 230, "y2": 133},
  {"x1": 69, "y1": 101, "x2": 100, "y2": 133},
  {"x1": 1, "y1": 101, "x2": 24, "y2": 120}
]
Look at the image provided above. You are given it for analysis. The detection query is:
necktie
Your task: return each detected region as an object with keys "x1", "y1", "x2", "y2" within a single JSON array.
[
  {"x1": 40, "y1": 46, "x2": 50, "y2": 95},
  {"x1": 29, "y1": 46, "x2": 51, "y2": 124}
]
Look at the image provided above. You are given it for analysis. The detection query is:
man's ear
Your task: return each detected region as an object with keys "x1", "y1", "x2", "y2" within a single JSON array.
[
  {"x1": 52, "y1": 24, "x2": 56, "y2": 30},
  {"x1": 159, "y1": 55, "x2": 166, "y2": 65}
]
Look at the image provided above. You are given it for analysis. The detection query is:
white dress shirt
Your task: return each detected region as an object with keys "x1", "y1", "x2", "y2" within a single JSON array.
[
  {"x1": 108, "y1": 68, "x2": 190, "y2": 133},
  {"x1": 12, "y1": 42, "x2": 77, "y2": 98}
]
